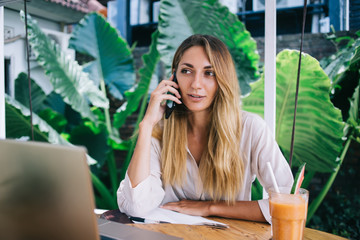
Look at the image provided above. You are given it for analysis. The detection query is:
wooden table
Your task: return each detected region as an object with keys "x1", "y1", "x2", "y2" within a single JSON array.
[
  {"x1": 131, "y1": 218, "x2": 347, "y2": 240},
  {"x1": 100, "y1": 210, "x2": 348, "y2": 240}
]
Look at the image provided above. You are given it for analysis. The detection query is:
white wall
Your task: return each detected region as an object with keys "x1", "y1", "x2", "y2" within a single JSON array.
[
  {"x1": 219, "y1": 0, "x2": 238, "y2": 13},
  {"x1": 1, "y1": 6, "x2": 5, "y2": 139},
  {"x1": 4, "y1": 8, "x2": 64, "y2": 96}
]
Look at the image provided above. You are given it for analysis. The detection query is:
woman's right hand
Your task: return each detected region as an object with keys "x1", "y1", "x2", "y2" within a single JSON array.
[{"x1": 142, "y1": 74, "x2": 182, "y2": 127}]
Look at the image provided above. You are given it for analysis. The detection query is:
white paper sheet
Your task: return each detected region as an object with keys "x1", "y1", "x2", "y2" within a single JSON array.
[{"x1": 131, "y1": 208, "x2": 228, "y2": 228}]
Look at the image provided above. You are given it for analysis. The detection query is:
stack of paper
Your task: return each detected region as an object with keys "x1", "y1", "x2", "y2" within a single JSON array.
[{"x1": 130, "y1": 208, "x2": 228, "y2": 228}]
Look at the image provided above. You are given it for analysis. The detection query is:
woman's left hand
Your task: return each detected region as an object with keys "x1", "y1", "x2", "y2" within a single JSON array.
[{"x1": 161, "y1": 199, "x2": 212, "y2": 217}]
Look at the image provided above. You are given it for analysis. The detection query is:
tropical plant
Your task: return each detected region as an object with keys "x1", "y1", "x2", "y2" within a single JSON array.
[
  {"x1": 242, "y1": 50, "x2": 345, "y2": 222},
  {"x1": 321, "y1": 31, "x2": 360, "y2": 120},
  {"x1": 307, "y1": 32, "x2": 360, "y2": 225},
  {"x1": 9, "y1": 11, "x2": 138, "y2": 209}
]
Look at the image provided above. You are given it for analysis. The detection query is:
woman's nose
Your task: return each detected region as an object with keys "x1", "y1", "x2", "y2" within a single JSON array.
[{"x1": 190, "y1": 73, "x2": 202, "y2": 89}]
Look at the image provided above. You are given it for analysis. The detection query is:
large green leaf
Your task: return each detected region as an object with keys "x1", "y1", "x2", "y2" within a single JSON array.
[
  {"x1": 113, "y1": 30, "x2": 161, "y2": 128},
  {"x1": 157, "y1": 0, "x2": 259, "y2": 95},
  {"x1": 20, "y1": 11, "x2": 109, "y2": 122},
  {"x1": 5, "y1": 95, "x2": 97, "y2": 165},
  {"x1": 38, "y1": 108, "x2": 67, "y2": 133},
  {"x1": 68, "y1": 122, "x2": 110, "y2": 166},
  {"x1": 68, "y1": 13, "x2": 135, "y2": 100},
  {"x1": 14, "y1": 72, "x2": 47, "y2": 113},
  {"x1": 243, "y1": 50, "x2": 344, "y2": 172}
]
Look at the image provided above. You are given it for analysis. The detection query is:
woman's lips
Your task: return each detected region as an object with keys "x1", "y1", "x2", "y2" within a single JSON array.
[{"x1": 188, "y1": 94, "x2": 205, "y2": 101}]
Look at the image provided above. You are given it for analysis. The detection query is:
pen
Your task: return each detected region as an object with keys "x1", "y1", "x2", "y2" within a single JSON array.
[{"x1": 129, "y1": 216, "x2": 170, "y2": 224}]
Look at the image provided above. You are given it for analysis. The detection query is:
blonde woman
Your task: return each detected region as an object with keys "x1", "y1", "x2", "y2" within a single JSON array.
[{"x1": 117, "y1": 34, "x2": 293, "y2": 223}]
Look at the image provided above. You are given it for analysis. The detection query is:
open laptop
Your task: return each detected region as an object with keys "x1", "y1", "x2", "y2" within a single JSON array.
[{"x1": 0, "y1": 139, "x2": 182, "y2": 240}]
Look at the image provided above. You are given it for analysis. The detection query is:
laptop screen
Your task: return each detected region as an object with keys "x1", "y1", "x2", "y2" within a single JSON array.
[{"x1": 0, "y1": 140, "x2": 99, "y2": 240}]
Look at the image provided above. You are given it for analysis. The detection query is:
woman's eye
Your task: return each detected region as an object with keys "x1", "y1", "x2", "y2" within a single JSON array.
[
  {"x1": 180, "y1": 69, "x2": 191, "y2": 74},
  {"x1": 206, "y1": 71, "x2": 215, "y2": 77}
]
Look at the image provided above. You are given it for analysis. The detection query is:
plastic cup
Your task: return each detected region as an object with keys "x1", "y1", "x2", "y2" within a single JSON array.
[{"x1": 269, "y1": 187, "x2": 309, "y2": 240}]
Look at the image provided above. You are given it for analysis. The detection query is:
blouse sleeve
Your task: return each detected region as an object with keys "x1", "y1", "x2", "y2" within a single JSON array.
[
  {"x1": 245, "y1": 113, "x2": 294, "y2": 223},
  {"x1": 117, "y1": 138, "x2": 165, "y2": 217}
]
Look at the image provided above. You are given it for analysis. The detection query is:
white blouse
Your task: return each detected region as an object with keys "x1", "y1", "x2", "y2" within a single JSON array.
[{"x1": 117, "y1": 111, "x2": 293, "y2": 223}]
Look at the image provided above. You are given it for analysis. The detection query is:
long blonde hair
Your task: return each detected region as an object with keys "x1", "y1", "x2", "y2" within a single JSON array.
[{"x1": 153, "y1": 34, "x2": 244, "y2": 203}]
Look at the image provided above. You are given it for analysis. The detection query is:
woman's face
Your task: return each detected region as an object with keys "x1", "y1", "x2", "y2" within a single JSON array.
[{"x1": 176, "y1": 46, "x2": 218, "y2": 113}]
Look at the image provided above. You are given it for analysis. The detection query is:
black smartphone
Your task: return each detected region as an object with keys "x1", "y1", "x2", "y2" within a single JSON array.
[{"x1": 165, "y1": 71, "x2": 178, "y2": 119}]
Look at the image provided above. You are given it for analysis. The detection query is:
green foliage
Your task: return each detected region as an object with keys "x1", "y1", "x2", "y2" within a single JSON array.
[
  {"x1": 113, "y1": 31, "x2": 160, "y2": 129},
  {"x1": 311, "y1": 193, "x2": 360, "y2": 239},
  {"x1": 14, "y1": 72, "x2": 47, "y2": 113},
  {"x1": 14, "y1": 73, "x2": 68, "y2": 133},
  {"x1": 321, "y1": 30, "x2": 360, "y2": 121},
  {"x1": 308, "y1": 33, "x2": 360, "y2": 239},
  {"x1": 20, "y1": 12, "x2": 109, "y2": 123},
  {"x1": 38, "y1": 109, "x2": 67, "y2": 133},
  {"x1": 5, "y1": 95, "x2": 97, "y2": 165},
  {"x1": 13, "y1": 11, "x2": 139, "y2": 209},
  {"x1": 68, "y1": 13, "x2": 135, "y2": 100},
  {"x1": 243, "y1": 50, "x2": 344, "y2": 172},
  {"x1": 309, "y1": 155, "x2": 360, "y2": 240},
  {"x1": 157, "y1": 0, "x2": 259, "y2": 95}
]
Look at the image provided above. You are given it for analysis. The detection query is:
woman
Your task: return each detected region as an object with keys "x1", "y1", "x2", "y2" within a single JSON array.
[{"x1": 117, "y1": 34, "x2": 293, "y2": 223}]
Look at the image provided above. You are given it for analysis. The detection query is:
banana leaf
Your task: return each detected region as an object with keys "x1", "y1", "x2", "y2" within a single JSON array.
[
  {"x1": 243, "y1": 50, "x2": 345, "y2": 172},
  {"x1": 5, "y1": 95, "x2": 97, "y2": 165},
  {"x1": 20, "y1": 11, "x2": 109, "y2": 123},
  {"x1": 68, "y1": 13, "x2": 135, "y2": 100},
  {"x1": 157, "y1": 0, "x2": 259, "y2": 95}
]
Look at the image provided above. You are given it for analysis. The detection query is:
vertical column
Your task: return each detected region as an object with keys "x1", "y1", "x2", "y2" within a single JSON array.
[
  {"x1": 264, "y1": 0, "x2": 276, "y2": 135},
  {"x1": 345, "y1": 0, "x2": 350, "y2": 31},
  {"x1": 329, "y1": 0, "x2": 341, "y2": 31},
  {"x1": 114, "y1": 0, "x2": 128, "y2": 40},
  {"x1": 0, "y1": 6, "x2": 5, "y2": 139}
]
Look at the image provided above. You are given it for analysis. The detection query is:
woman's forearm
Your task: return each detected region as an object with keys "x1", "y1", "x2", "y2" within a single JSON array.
[
  {"x1": 209, "y1": 200, "x2": 266, "y2": 222},
  {"x1": 162, "y1": 199, "x2": 267, "y2": 222}
]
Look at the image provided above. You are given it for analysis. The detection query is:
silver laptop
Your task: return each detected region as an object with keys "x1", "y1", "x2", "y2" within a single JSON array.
[{"x1": 0, "y1": 139, "x2": 181, "y2": 240}]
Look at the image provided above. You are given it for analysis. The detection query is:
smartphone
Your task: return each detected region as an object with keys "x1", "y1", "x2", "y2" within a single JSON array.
[{"x1": 165, "y1": 71, "x2": 178, "y2": 119}]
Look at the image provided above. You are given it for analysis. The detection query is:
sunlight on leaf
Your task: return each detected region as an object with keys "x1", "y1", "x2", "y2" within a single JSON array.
[
  {"x1": 69, "y1": 13, "x2": 135, "y2": 100},
  {"x1": 243, "y1": 50, "x2": 344, "y2": 172},
  {"x1": 20, "y1": 11, "x2": 109, "y2": 123}
]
